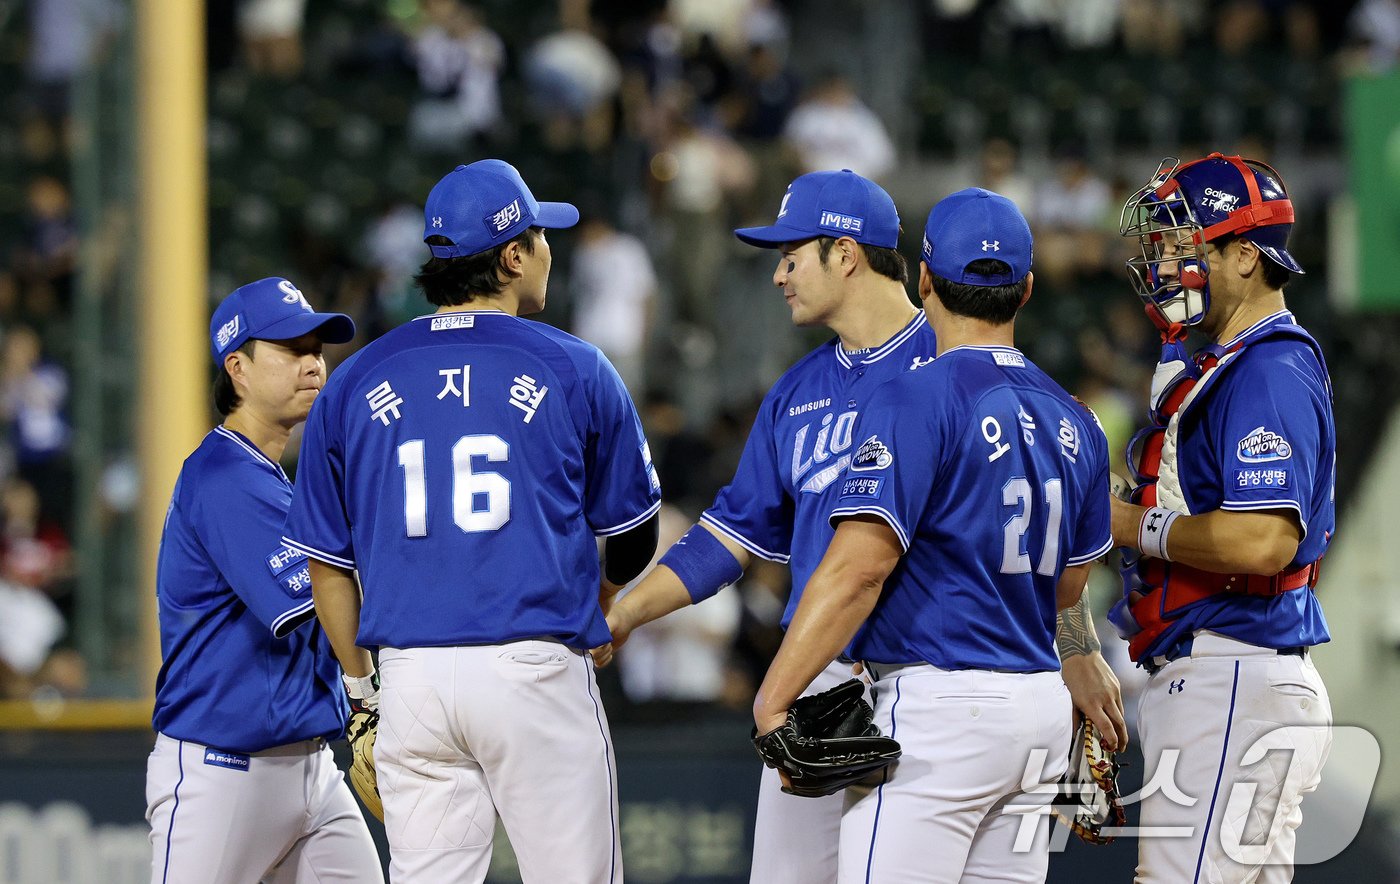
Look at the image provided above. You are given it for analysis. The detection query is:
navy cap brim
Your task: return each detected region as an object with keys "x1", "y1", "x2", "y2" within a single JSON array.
[
  {"x1": 1256, "y1": 243, "x2": 1304, "y2": 275},
  {"x1": 253, "y1": 311, "x2": 357, "y2": 346},
  {"x1": 534, "y1": 201, "x2": 580, "y2": 229},
  {"x1": 733, "y1": 223, "x2": 819, "y2": 247}
]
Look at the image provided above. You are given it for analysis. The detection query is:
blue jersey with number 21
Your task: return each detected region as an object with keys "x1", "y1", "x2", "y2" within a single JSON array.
[
  {"x1": 283, "y1": 311, "x2": 661, "y2": 651},
  {"x1": 831, "y1": 345, "x2": 1113, "y2": 671}
]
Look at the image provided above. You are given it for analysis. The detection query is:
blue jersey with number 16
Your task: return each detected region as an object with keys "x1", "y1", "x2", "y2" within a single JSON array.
[
  {"x1": 830, "y1": 345, "x2": 1113, "y2": 671},
  {"x1": 283, "y1": 311, "x2": 661, "y2": 651}
]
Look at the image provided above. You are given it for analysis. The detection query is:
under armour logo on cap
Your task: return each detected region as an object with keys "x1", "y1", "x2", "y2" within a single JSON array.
[
  {"x1": 432, "y1": 217, "x2": 443, "y2": 228},
  {"x1": 982, "y1": 240, "x2": 1000, "y2": 251}
]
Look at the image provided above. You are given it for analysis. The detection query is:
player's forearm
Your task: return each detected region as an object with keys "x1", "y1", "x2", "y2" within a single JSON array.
[
  {"x1": 1056, "y1": 590, "x2": 1101, "y2": 658},
  {"x1": 309, "y1": 559, "x2": 374, "y2": 678},
  {"x1": 754, "y1": 520, "x2": 899, "y2": 730},
  {"x1": 1110, "y1": 498, "x2": 1301, "y2": 574},
  {"x1": 611, "y1": 565, "x2": 695, "y2": 633}
]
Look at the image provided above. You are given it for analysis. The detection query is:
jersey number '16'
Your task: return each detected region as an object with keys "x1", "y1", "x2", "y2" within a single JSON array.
[{"x1": 397, "y1": 435, "x2": 511, "y2": 536}]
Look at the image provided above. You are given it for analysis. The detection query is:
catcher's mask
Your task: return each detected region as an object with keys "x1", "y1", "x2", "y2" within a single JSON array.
[{"x1": 1119, "y1": 153, "x2": 1301, "y2": 331}]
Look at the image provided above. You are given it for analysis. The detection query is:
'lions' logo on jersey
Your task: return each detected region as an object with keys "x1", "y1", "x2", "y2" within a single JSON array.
[
  {"x1": 850, "y1": 435, "x2": 893, "y2": 472},
  {"x1": 1236, "y1": 426, "x2": 1292, "y2": 463}
]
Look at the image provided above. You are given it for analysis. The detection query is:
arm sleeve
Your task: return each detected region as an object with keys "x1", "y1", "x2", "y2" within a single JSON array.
[
  {"x1": 582, "y1": 349, "x2": 663, "y2": 536},
  {"x1": 1211, "y1": 345, "x2": 1327, "y2": 537},
  {"x1": 282, "y1": 394, "x2": 356, "y2": 568},
  {"x1": 700, "y1": 397, "x2": 795, "y2": 563},
  {"x1": 828, "y1": 381, "x2": 939, "y2": 553},
  {"x1": 192, "y1": 469, "x2": 318, "y2": 638},
  {"x1": 603, "y1": 513, "x2": 660, "y2": 585}
]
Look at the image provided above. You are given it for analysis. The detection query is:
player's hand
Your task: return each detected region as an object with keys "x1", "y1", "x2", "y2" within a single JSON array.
[
  {"x1": 603, "y1": 601, "x2": 638, "y2": 654},
  {"x1": 1060, "y1": 651, "x2": 1128, "y2": 751},
  {"x1": 589, "y1": 642, "x2": 614, "y2": 668}
]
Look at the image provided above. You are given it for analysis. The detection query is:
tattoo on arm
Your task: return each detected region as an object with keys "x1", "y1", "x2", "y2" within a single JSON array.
[{"x1": 1056, "y1": 593, "x2": 1101, "y2": 658}]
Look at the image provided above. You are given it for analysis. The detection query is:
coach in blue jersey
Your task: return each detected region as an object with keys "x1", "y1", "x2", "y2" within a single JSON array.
[
  {"x1": 284, "y1": 159, "x2": 660, "y2": 884},
  {"x1": 147, "y1": 277, "x2": 382, "y2": 884},
  {"x1": 1112, "y1": 154, "x2": 1333, "y2": 882},
  {"x1": 753, "y1": 189, "x2": 1114, "y2": 883}
]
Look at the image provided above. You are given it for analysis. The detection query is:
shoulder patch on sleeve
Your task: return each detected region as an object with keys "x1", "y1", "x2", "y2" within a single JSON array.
[
  {"x1": 1236, "y1": 426, "x2": 1292, "y2": 463},
  {"x1": 267, "y1": 544, "x2": 312, "y2": 596},
  {"x1": 850, "y1": 435, "x2": 893, "y2": 472}
]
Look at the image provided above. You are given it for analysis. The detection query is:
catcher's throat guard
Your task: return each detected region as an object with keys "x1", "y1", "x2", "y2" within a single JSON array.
[{"x1": 752, "y1": 678, "x2": 901, "y2": 799}]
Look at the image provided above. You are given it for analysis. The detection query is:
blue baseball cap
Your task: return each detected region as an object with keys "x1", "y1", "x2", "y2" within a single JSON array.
[
  {"x1": 735, "y1": 169, "x2": 900, "y2": 249},
  {"x1": 210, "y1": 277, "x2": 355, "y2": 364},
  {"x1": 423, "y1": 159, "x2": 580, "y2": 258},
  {"x1": 921, "y1": 188, "x2": 1033, "y2": 286}
]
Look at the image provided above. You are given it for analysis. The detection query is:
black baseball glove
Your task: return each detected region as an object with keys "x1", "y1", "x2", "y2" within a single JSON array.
[{"x1": 752, "y1": 678, "x2": 902, "y2": 798}]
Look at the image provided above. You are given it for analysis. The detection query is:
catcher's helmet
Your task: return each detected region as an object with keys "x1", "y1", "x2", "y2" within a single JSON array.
[{"x1": 1119, "y1": 153, "x2": 1301, "y2": 328}]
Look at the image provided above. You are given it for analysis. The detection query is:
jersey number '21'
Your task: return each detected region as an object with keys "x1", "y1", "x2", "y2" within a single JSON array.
[
  {"x1": 397, "y1": 436, "x2": 511, "y2": 536},
  {"x1": 1001, "y1": 477, "x2": 1062, "y2": 576}
]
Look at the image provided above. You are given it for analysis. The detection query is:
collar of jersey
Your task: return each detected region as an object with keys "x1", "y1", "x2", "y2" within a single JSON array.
[
  {"x1": 834, "y1": 311, "x2": 927, "y2": 369},
  {"x1": 214, "y1": 425, "x2": 288, "y2": 478},
  {"x1": 411, "y1": 309, "x2": 509, "y2": 322},
  {"x1": 938, "y1": 344, "x2": 1024, "y2": 359},
  {"x1": 1220, "y1": 309, "x2": 1294, "y2": 348}
]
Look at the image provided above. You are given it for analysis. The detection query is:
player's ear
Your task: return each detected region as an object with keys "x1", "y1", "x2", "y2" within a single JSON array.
[
  {"x1": 1019, "y1": 271, "x2": 1034, "y2": 309},
  {"x1": 837, "y1": 236, "x2": 859, "y2": 277},
  {"x1": 1235, "y1": 238, "x2": 1261, "y2": 279},
  {"x1": 917, "y1": 262, "x2": 933, "y2": 303},
  {"x1": 224, "y1": 349, "x2": 250, "y2": 392}
]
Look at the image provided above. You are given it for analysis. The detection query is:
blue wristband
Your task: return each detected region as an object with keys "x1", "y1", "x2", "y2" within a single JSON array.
[{"x1": 659, "y1": 525, "x2": 745, "y2": 604}]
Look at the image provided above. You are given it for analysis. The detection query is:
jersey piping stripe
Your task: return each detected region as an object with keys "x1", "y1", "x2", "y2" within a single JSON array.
[
  {"x1": 829, "y1": 506, "x2": 910, "y2": 553},
  {"x1": 271, "y1": 598, "x2": 317, "y2": 639},
  {"x1": 697, "y1": 514, "x2": 791, "y2": 563},
  {"x1": 594, "y1": 498, "x2": 663, "y2": 537},
  {"x1": 863, "y1": 676, "x2": 901, "y2": 884},
  {"x1": 1192, "y1": 661, "x2": 1241, "y2": 884},
  {"x1": 1222, "y1": 310, "x2": 1294, "y2": 348},
  {"x1": 1066, "y1": 536, "x2": 1115, "y2": 567},
  {"x1": 162, "y1": 739, "x2": 186, "y2": 884},
  {"x1": 280, "y1": 536, "x2": 356, "y2": 569},
  {"x1": 834, "y1": 312, "x2": 927, "y2": 369},
  {"x1": 213, "y1": 426, "x2": 285, "y2": 476},
  {"x1": 1218, "y1": 499, "x2": 1307, "y2": 536},
  {"x1": 582, "y1": 659, "x2": 620, "y2": 883}
]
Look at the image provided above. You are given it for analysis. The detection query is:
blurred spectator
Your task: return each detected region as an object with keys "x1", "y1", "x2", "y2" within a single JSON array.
[
  {"x1": 238, "y1": 0, "x2": 306, "y2": 77},
  {"x1": 0, "y1": 326, "x2": 72, "y2": 525},
  {"x1": 616, "y1": 504, "x2": 744, "y2": 705},
  {"x1": 0, "y1": 575, "x2": 68, "y2": 698},
  {"x1": 641, "y1": 390, "x2": 716, "y2": 514},
  {"x1": 1343, "y1": 0, "x2": 1400, "y2": 72},
  {"x1": 1031, "y1": 151, "x2": 1114, "y2": 285},
  {"x1": 570, "y1": 214, "x2": 658, "y2": 393},
  {"x1": 360, "y1": 198, "x2": 428, "y2": 330},
  {"x1": 650, "y1": 104, "x2": 755, "y2": 336},
  {"x1": 523, "y1": 27, "x2": 624, "y2": 151},
  {"x1": 408, "y1": 0, "x2": 505, "y2": 152},
  {"x1": 25, "y1": 0, "x2": 123, "y2": 122},
  {"x1": 782, "y1": 74, "x2": 895, "y2": 180},
  {"x1": 975, "y1": 138, "x2": 1035, "y2": 218},
  {"x1": 18, "y1": 176, "x2": 79, "y2": 309}
]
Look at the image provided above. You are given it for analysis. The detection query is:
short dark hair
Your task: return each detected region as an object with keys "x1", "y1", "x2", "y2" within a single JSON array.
[
  {"x1": 415, "y1": 227, "x2": 540, "y2": 307},
  {"x1": 1213, "y1": 234, "x2": 1291, "y2": 290},
  {"x1": 815, "y1": 236, "x2": 909, "y2": 285},
  {"x1": 928, "y1": 259, "x2": 1026, "y2": 324},
  {"x1": 213, "y1": 340, "x2": 256, "y2": 416}
]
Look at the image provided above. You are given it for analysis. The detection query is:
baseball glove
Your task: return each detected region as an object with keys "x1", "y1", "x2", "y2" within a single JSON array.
[
  {"x1": 752, "y1": 678, "x2": 902, "y2": 798},
  {"x1": 1051, "y1": 713, "x2": 1127, "y2": 844},
  {"x1": 346, "y1": 704, "x2": 383, "y2": 821}
]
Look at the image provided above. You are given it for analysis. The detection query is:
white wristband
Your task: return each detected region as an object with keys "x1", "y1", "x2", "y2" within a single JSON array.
[
  {"x1": 1138, "y1": 507, "x2": 1178, "y2": 561},
  {"x1": 343, "y1": 671, "x2": 380, "y2": 710}
]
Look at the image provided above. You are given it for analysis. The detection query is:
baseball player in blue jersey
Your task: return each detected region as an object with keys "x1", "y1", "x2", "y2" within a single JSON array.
[
  {"x1": 752, "y1": 188, "x2": 1114, "y2": 883},
  {"x1": 1111, "y1": 153, "x2": 1333, "y2": 883},
  {"x1": 283, "y1": 159, "x2": 661, "y2": 884},
  {"x1": 600, "y1": 174, "x2": 1123, "y2": 883},
  {"x1": 147, "y1": 277, "x2": 382, "y2": 884}
]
